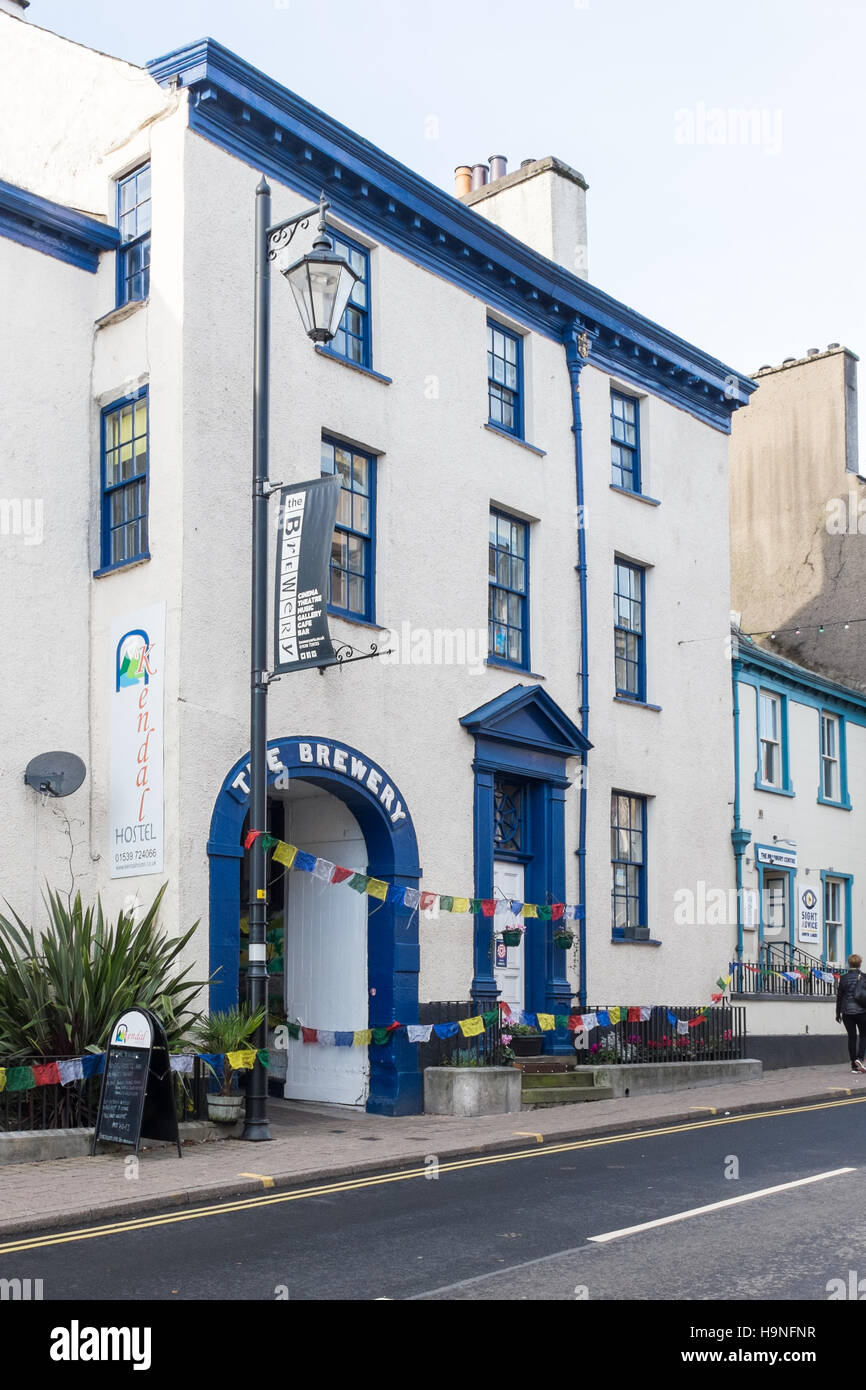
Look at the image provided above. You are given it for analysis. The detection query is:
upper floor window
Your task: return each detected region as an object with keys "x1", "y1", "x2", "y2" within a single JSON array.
[
  {"x1": 756, "y1": 690, "x2": 792, "y2": 793},
  {"x1": 611, "y1": 391, "x2": 640, "y2": 492},
  {"x1": 759, "y1": 693, "x2": 782, "y2": 787},
  {"x1": 487, "y1": 322, "x2": 523, "y2": 437},
  {"x1": 611, "y1": 792, "x2": 646, "y2": 936},
  {"x1": 100, "y1": 390, "x2": 149, "y2": 570},
  {"x1": 321, "y1": 437, "x2": 375, "y2": 622},
  {"x1": 326, "y1": 233, "x2": 370, "y2": 368},
  {"x1": 489, "y1": 510, "x2": 529, "y2": 669},
  {"x1": 116, "y1": 164, "x2": 151, "y2": 307},
  {"x1": 819, "y1": 712, "x2": 848, "y2": 805},
  {"x1": 614, "y1": 559, "x2": 645, "y2": 701}
]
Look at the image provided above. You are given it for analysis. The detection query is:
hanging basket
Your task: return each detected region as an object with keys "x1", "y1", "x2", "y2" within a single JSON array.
[
  {"x1": 500, "y1": 929, "x2": 524, "y2": 947},
  {"x1": 553, "y1": 931, "x2": 575, "y2": 950}
]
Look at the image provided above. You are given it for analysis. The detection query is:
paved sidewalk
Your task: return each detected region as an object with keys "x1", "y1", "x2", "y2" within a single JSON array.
[{"x1": 1, "y1": 1062, "x2": 862, "y2": 1240}]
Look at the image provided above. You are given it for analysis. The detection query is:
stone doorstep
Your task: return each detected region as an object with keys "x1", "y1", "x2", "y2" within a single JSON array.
[
  {"x1": 512, "y1": 1059, "x2": 573, "y2": 1075},
  {"x1": 522, "y1": 1084, "x2": 616, "y2": 1107}
]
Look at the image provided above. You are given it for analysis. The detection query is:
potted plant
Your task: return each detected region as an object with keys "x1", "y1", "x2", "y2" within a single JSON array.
[
  {"x1": 500, "y1": 926, "x2": 524, "y2": 948},
  {"x1": 190, "y1": 1005, "x2": 266, "y2": 1123},
  {"x1": 553, "y1": 929, "x2": 575, "y2": 950},
  {"x1": 504, "y1": 1019, "x2": 544, "y2": 1057}
]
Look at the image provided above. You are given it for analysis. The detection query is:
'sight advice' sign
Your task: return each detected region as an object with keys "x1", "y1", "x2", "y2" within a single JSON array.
[{"x1": 109, "y1": 604, "x2": 165, "y2": 878}]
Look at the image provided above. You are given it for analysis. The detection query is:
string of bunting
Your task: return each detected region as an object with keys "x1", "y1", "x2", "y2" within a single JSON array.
[
  {"x1": 0, "y1": 1049, "x2": 271, "y2": 1094},
  {"x1": 243, "y1": 829, "x2": 585, "y2": 922},
  {"x1": 5, "y1": 964, "x2": 814, "y2": 1090}
]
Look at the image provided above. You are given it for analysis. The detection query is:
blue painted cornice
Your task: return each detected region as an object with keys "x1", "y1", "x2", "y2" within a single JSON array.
[
  {"x1": 147, "y1": 38, "x2": 754, "y2": 433},
  {"x1": 734, "y1": 632, "x2": 866, "y2": 720},
  {"x1": 0, "y1": 178, "x2": 119, "y2": 272}
]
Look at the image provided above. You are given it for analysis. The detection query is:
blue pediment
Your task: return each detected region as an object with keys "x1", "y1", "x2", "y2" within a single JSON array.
[{"x1": 460, "y1": 684, "x2": 591, "y2": 758}]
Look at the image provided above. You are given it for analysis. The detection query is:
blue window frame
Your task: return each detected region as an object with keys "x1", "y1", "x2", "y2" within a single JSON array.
[
  {"x1": 325, "y1": 232, "x2": 370, "y2": 368},
  {"x1": 488, "y1": 510, "x2": 529, "y2": 669},
  {"x1": 611, "y1": 390, "x2": 640, "y2": 492},
  {"x1": 321, "y1": 436, "x2": 375, "y2": 622},
  {"x1": 611, "y1": 792, "x2": 647, "y2": 936},
  {"x1": 614, "y1": 559, "x2": 645, "y2": 700},
  {"x1": 756, "y1": 860, "x2": 795, "y2": 949},
  {"x1": 487, "y1": 321, "x2": 523, "y2": 437},
  {"x1": 818, "y1": 710, "x2": 851, "y2": 807},
  {"x1": 493, "y1": 776, "x2": 526, "y2": 859},
  {"x1": 100, "y1": 390, "x2": 149, "y2": 569},
  {"x1": 755, "y1": 688, "x2": 793, "y2": 794},
  {"x1": 116, "y1": 164, "x2": 151, "y2": 307},
  {"x1": 821, "y1": 872, "x2": 852, "y2": 964}
]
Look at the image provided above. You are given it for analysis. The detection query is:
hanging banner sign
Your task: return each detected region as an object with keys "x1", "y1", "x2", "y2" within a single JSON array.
[
  {"x1": 797, "y1": 884, "x2": 821, "y2": 946},
  {"x1": 273, "y1": 475, "x2": 341, "y2": 674},
  {"x1": 109, "y1": 603, "x2": 165, "y2": 878}
]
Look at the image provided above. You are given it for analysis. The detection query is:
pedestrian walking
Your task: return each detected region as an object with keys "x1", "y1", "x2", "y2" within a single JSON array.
[{"x1": 836, "y1": 953, "x2": 866, "y2": 1073}]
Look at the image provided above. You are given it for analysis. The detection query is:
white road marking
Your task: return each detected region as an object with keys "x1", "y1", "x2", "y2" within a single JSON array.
[{"x1": 588, "y1": 1167, "x2": 856, "y2": 1244}]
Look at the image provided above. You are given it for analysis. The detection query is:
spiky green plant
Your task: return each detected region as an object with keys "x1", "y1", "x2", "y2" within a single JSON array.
[
  {"x1": 189, "y1": 1005, "x2": 266, "y2": 1094},
  {"x1": 0, "y1": 884, "x2": 208, "y2": 1059}
]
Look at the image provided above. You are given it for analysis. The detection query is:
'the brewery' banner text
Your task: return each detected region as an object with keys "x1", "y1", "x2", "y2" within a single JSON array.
[
  {"x1": 273, "y1": 475, "x2": 341, "y2": 673},
  {"x1": 109, "y1": 604, "x2": 165, "y2": 878}
]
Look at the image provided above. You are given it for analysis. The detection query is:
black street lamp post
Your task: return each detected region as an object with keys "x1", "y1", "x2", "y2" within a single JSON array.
[{"x1": 243, "y1": 178, "x2": 358, "y2": 1142}]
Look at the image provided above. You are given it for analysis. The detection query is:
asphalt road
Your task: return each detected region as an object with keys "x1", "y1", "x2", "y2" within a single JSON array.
[{"x1": 3, "y1": 1098, "x2": 866, "y2": 1302}]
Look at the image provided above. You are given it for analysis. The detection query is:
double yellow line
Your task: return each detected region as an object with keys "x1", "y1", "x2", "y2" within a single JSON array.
[{"x1": 2, "y1": 1096, "x2": 863, "y2": 1255}]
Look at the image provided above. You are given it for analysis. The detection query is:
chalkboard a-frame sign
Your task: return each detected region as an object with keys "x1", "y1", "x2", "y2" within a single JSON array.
[{"x1": 91, "y1": 1007, "x2": 182, "y2": 1157}]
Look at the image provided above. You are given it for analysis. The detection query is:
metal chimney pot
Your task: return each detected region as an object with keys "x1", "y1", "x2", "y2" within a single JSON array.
[
  {"x1": 488, "y1": 155, "x2": 507, "y2": 181},
  {"x1": 471, "y1": 163, "x2": 489, "y2": 190}
]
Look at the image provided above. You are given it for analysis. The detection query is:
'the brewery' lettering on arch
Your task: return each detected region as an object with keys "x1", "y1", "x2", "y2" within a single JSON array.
[{"x1": 229, "y1": 741, "x2": 408, "y2": 826}]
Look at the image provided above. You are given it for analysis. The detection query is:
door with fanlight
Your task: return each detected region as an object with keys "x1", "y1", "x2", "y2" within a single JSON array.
[{"x1": 493, "y1": 860, "x2": 525, "y2": 1015}]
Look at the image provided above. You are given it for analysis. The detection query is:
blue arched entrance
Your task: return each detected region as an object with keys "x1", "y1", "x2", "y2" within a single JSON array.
[{"x1": 207, "y1": 735, "x2": 422, "y2": 1115}]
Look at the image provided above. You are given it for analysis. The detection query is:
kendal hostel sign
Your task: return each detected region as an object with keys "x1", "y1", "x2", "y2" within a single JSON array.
[{"x1": 109, "y1": 604, "x2": 165, "y2": 878}]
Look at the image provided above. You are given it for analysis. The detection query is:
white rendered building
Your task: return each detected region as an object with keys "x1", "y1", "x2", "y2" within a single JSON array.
[{"x1": 0, "y1": 8, "x2": 753, "y2": 1112}]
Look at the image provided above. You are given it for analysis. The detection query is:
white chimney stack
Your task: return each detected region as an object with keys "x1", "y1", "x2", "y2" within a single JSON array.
[{"x1": 458, "y1": 155, "x2": 589, "y2": 280}]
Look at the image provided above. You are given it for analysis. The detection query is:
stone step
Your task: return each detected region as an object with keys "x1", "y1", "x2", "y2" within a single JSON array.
[
  {"x1": 520, "y1": 1071, "x2": 595, "y2": 1088},
  {"x1": 521, "y1": 1085, "x2": 615, "y2": 1107}
]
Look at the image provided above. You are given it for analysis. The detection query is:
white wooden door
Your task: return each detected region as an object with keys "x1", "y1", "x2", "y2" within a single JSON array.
[
  {"x1": 494, "y1": 860, "x2": 525, "y2": 1015},
  {"x1": 282, "y1": 791, "x2": 368, "y2": 1106}
]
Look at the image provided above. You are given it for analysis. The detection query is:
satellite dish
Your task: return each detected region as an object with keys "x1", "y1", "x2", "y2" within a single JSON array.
[{"x1": 24, "y1": 751, "x2": 86, "y2": 798}]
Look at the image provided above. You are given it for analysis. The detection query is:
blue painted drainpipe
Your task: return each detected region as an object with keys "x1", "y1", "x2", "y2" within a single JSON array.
[{"x1": 565, "y1": 324, "x2": 592, "y2": 1008}]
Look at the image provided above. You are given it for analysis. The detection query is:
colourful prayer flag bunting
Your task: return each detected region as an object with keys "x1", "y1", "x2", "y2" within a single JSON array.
[{"x1": 273, "y1": 842, "x2": 297, "y2": 868}]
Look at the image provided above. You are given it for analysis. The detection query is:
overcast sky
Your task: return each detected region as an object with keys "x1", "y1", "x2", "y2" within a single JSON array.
[{"x1": 29, "y1": 0, "x2": 865, "y2": 387}]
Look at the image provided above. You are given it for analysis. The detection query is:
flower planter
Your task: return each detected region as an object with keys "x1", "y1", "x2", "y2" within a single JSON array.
[
  {"x1": 500, "y1": 930, "x2": 523, "y2": 947},
  {"x1": 207, "y1": 1093, "x2": 245, "y2": 1124},
  {"x1": 424, "y1": 1066, "x2": 521, "y2": 1116},
  {"x1": 510, "y1": 1034, "x2": 544, "y2": 1057},
  {"x1": 553, "y1": 932, "x2": 575, "y2": 950}
]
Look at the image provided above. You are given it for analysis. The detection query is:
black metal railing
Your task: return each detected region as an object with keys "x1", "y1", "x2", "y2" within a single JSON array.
[
  {"x1": 730, "y1": 944, "x2": 838, "y2": 999},
  {"x1": 0, "y1": 1056, "x2": 208, "y2": 1133},
  {"x1": 571, "y1": 1004, "x2": 746, "y2": 1064},
  {"x1": 414, "y1": 1001, "x2": 503, "y2": 1070}
]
